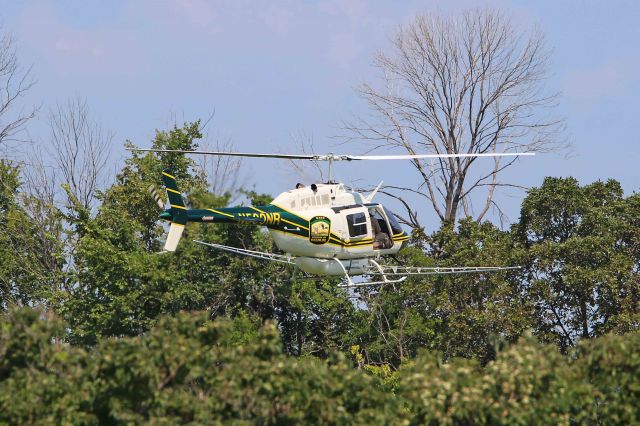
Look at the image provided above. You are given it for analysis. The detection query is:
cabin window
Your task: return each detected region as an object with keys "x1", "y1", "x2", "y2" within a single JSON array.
[
  {"x1": 346, "y1": 212, "x2": 368, "y2": 237},
  {"x1": 383, "y1": 207, "x2": 404, "y2": 235}
]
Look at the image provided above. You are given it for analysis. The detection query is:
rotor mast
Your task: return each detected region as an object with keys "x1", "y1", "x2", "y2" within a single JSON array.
[
  {"x1": 327, "y1": 153, "x2": 334, "y2": 183},
  {"x1": 318, "y1": 153, "x2": 351, "y2": 184}
]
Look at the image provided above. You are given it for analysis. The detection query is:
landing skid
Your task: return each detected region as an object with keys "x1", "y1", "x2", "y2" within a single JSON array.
[{"x1": 333, "y1": 258, "x2": 407, "y2": 288}]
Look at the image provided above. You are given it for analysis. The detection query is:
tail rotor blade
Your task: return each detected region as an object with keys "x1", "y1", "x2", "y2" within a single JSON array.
[{"x1": 148, "y1": 184, "x2": 165, "y2": 209}]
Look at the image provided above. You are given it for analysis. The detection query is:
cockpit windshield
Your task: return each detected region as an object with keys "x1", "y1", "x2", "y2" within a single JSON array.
[{"x1": 382, "y1": 207, "x2": 404, "y2": 235}]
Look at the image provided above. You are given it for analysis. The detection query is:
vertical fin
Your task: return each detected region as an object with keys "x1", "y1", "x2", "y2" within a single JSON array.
[
  {"x1": 162, "y1": 168, "x2": 187, "y2": 225},
  {"x1": 162, "y1": 169, "x2": 186, "y2": 211}
]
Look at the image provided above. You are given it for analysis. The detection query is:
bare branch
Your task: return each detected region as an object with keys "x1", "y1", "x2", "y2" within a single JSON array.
[
  {"x1": 0, "y1": 27, "x2": 37, "y2": 151},
  {"x1": 48, "y1": 97, "x2": 113, "y2": 210},
  {"x1": 195, "y1": 137, "x2": 248, "y2": 203}
]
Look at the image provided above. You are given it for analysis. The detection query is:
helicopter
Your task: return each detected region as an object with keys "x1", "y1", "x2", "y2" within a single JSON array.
[{"x1": 131, "y1": 149, "x2": 533, "y2": 287}]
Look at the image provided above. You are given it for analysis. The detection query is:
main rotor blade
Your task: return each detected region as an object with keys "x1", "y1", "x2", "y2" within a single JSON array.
[
  {"x1": 346, "y1": 152, "x2": 535, "y2": 160},
  {"x1": 128, "y1": 148, "x2": 318, "y2": 160},
  {"x1": 128, "y1": 148, "x2": 534, "y2": 161}
]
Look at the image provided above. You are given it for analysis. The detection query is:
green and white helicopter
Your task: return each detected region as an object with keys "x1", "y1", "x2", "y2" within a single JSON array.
[{"x1": 132, "y1": 149, "x2": 532, "y2": 287}]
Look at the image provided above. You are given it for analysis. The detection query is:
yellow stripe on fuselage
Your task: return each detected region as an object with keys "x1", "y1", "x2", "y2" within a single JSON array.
[
  {"x1": 270, "y1": 203, "x2": 405, "y2": 246},
  {"x1": 166, "y1": 188, "x2": 181, "y2": 194},
  {"x1": 162, "y1": 172, "x2": 176, "y2": 180},
  {"x1": 272, "y1": 227, "x2": 368, "y2": 248},
  {"x1": 207, "y1": 208, "x2": 235, "y2": 218},
  {"x1": 171, "y1": 204, "x2": 187, "y2": 210},
  {"x1": 272, "y1": 227, "x2": 407, "y2": 248}
]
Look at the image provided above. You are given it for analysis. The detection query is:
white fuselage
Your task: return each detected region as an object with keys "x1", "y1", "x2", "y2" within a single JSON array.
[{"x1": 267, "y1": 183, "x2": 408, "y2": 265}]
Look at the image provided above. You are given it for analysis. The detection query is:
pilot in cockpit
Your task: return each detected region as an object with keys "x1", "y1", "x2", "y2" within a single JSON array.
[{"x1": 369, "y1": 208, "x2": 393, "y2": 249}]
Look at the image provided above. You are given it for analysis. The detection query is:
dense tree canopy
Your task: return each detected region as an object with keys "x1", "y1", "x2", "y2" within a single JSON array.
[
  {"x1": 2, "y1": 308, "x2": 639, "y2": 424},
  {"x1": 516, "y1": 177, "x2": 640, "y2": 351}
]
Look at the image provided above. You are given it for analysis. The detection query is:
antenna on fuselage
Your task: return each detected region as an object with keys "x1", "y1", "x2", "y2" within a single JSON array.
[{"x1": 364, "y1": 181, "x2": 384, "y2": 203}]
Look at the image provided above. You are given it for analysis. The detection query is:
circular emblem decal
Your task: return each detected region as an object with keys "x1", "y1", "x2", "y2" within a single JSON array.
[{"x1": 309, "y1": 216, "x2": 331, "y2": 245}]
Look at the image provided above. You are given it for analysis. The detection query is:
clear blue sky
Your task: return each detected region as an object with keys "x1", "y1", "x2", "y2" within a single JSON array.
[{"x1": 2, "y1": 0, "x2": 639, "y2": 229}]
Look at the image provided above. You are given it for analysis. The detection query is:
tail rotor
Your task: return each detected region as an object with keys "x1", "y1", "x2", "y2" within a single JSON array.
[{"x1": 148, "y1": 184, "x2": 165, "y2": 209}]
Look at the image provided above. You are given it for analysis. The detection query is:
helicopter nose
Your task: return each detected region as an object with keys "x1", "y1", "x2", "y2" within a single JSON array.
[{"x1": 159, "y1": 211, "x2": 173, "y2": 221}]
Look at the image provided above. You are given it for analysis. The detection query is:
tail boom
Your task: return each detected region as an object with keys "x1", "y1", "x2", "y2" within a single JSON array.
[{"x1": 158, "y1": 168, "x2": 283, "y2": 251}]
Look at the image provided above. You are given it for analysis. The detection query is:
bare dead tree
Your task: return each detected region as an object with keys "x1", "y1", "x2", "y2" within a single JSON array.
[
  {"x1": 0, "y1": 27, "x2": 36, "y2": 151},
  {"x1": 344, "y1": 9, "x2": 564, "y2": 225},
  {"x1": 49, "y1": 97, "x2": 113, "y2": 210}
]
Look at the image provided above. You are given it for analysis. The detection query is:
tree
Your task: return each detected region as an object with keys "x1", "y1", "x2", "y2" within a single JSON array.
[
  {"x1": 0, "y1": 309, "x2": 403, "y2": 424},
  {"x1": 0, "y1": 28, "x2": 35, "y2": 151},
  {"x1": 56, "y1": 122, "x2": 328, "y2": 348},
  {"x1": 397, "y1": 334, "x2": 592, "y2": 425},
  {"x1": 0, "y1": 161, "x2": 63, "y2": 311},
  {"x1": 345, "y1": 9, "x2": 563, "y2": 226},
  {"x1": 57, "y1": 122, "x2": 214, "y2": 344},
  {"x1": 575, "y1": 331, "x2": 640, "y2": 424},
  {"x1": 515, "y1": 177, "x2": 639, "y2": 351},
  {"x1": 425, "y1": 220, "x2": 532, "y2": 362},
  {"x1": 353, "y1": 220, "x2": 531, "y2": 368}
]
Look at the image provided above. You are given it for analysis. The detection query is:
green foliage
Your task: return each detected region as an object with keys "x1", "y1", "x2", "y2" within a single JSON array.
[
  {"x1": 426, "y1": 220, "x2": 532, "y2": 362},
  {"x1": 57, "y1": 122, "x2": 221, "y2": 344},
  {"x1": 0, "y1": 162, "x2": 64, "y2": 311},
  {"x1": 3, "y1": 308, "x2": 640, "y2": 424},
  {"x1": 0, "y1": 308, "x2": 402, "y2": 424},
  {"x1": 351, "y1": 220, "x2": 531, "y2": 368},
  {"x1": 0, "y1": 308, "x2": 94, "y2": 425},
  {"x1": 397, "y1": 334, "x2": 591, "y2": 425},
  {"x1": 575, "y1": 332, "x2": 640, "y2": 424},
  {"x1": 516, "y1": 177, "x2": 640, "y2": 350}
]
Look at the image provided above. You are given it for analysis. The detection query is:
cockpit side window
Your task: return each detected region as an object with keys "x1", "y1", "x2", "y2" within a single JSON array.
[
  {"x1": 346, "y1": 212, "x2": 368, "y2": 237},
  {"x1": 383, "y1": 207, "x2": 404, "y2": 235}
]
